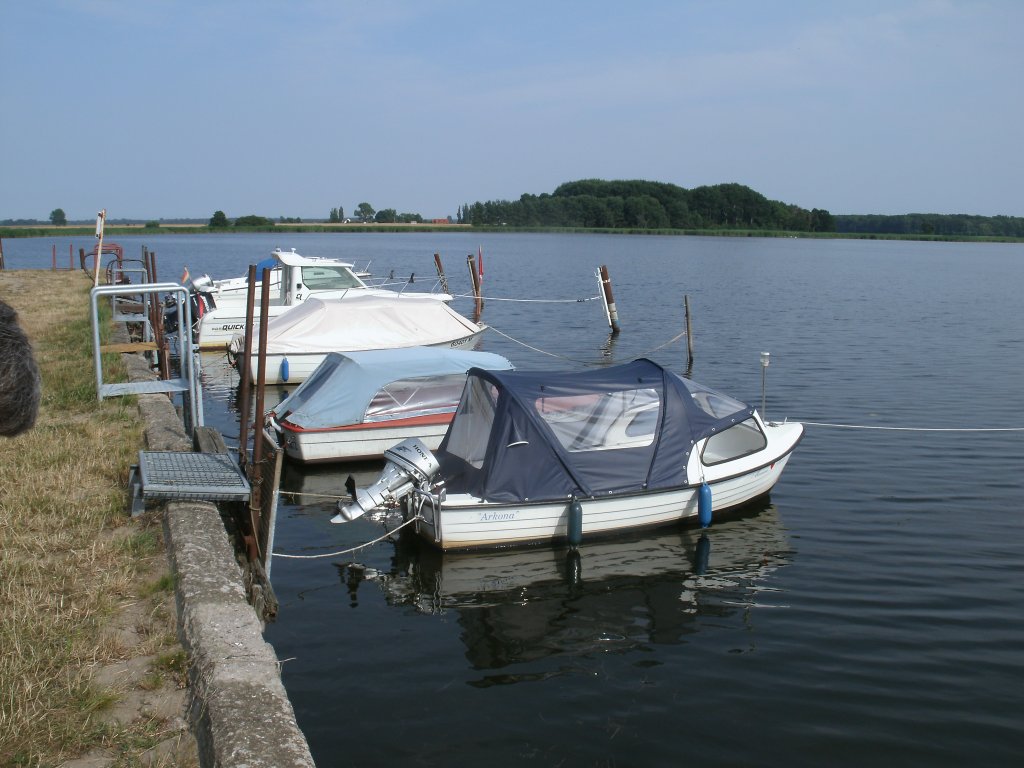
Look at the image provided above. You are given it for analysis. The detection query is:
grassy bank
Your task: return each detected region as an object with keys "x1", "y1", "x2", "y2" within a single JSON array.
[{"x1": 0, "y1": 271, "x2": 191, "y2": 767}]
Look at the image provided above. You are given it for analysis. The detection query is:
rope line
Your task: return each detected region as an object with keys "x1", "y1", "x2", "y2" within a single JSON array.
[
  {"x1": 279, "y1": 489, "x2": 350, "y2": 502},
  {"x1": 452, "y1": 292, "x2": 601, "y2": 304},
  {"x1": 487, "y1": 324, "x2": 690, "y2": 365},
  {"x1": 487, "y1": 325, "x2": 587, "y2": 363},
  {"x1": 798, "y1": 421, "x2": 1024, "y2": 432},
  {"x1": 272, "y1": 515, "x2": 423, "y2": 560}
]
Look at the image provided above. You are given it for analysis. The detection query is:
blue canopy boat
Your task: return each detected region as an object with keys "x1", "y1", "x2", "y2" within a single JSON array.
[{"x1": 333, "y1": 358, "x2": 804, "y2": 550}]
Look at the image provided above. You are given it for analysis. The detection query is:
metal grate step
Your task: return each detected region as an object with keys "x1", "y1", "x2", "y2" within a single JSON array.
[{"x1": 130, "y1": 451, "x2": 250, "y2": 515}]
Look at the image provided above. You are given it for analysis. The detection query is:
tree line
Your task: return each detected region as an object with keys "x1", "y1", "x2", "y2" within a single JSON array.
[
  {"x1": 458, "y1": 180, "x2": 836, "y2": 232},
  {"x1": 9, "y1": 188, "x2": 1024, "y2": 238},
  {"x1": 833, "y1": 213, "x2": 1024, "y2": 238}
]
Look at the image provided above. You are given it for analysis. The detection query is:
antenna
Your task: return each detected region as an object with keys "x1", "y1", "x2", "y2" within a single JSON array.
[{"x1": 760, "y1": 351, "x2": 770, "y2": 421}]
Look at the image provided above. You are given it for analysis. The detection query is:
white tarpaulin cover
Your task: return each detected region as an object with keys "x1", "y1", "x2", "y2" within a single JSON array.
[
  {"x1": 273, "y1": 347, "x2": 513, "y2": 429},
  {"x1": 251, "y1": 295, "x2": 483, "y2": 355}
]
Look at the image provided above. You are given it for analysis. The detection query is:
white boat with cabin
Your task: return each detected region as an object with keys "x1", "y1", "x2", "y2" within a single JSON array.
[
  {"x1": 332, "y1": 358, "x2": 803, "y2": 550},
  {"x1": 183, "y1": 248, "x2": 450, "y2": 349}
]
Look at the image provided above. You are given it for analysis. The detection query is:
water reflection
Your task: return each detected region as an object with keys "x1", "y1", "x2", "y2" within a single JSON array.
[{"x1": 337, "y1": 502, "x2": 791, "y2": 675}]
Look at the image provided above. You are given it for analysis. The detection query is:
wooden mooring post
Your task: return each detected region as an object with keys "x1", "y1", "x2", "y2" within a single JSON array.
[
  {"x1": 433, "y1": 252, "x2": 449, "y2": 294},
  {"x1": 466, "y1": 253, "x2": 483, "y2": 320},
  {"x1": 598, "y1": 265, "x2": 620, "y2": 334}
]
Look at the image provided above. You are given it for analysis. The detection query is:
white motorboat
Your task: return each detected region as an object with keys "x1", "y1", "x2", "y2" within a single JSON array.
[
  {"x1": 231, "y1": 294, "x2": 487, "y2": 385},
  {"x1": 182, "y1": 248, "x2": 450, "y2": 349},
  {"x1": 267, "y1": 347, "x2": 513, "y2": 463},
  {"x1": 333, "y1": 358, "x2": 804, "y2": 550}
]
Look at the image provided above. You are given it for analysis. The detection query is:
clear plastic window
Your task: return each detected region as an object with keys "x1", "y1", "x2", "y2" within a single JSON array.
[
  {"x1": 701, "y1": 418, "x2": 767, "y2": 465},
  {"x1": 299, "y1": 265, "x2": 365, "y2": 290},
  {"x1": 534, "y1": 388, "x2": 660, "y2": 452},
  {"x1": 443, "y1": 377, "x2": 498, "y2": 468},
  {"x1": 685, "y1": 380, "x2": 749, "y2": 419},
  {"x1": 364, "y1": 374, "x2": 468, "y2": 422}
]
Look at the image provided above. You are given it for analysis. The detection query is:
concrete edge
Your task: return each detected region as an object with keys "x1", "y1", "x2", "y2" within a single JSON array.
[{"x1": 123, "y1": 347, "x2": 314, "y2": 767}]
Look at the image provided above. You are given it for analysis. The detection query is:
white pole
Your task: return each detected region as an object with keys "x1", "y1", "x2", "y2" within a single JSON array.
[{"x1": 92, "y1": 209, "x2": 106, "y2": 286}]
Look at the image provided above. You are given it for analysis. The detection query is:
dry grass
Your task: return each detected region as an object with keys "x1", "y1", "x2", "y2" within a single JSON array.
[{"x1": 0, "y1": 271, "x2": 193, "y2": 767}]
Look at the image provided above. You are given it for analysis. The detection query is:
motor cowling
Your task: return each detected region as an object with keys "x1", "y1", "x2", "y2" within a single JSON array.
[{"x1": 331, "y1": 438, "x2": 441, "y2": 523}]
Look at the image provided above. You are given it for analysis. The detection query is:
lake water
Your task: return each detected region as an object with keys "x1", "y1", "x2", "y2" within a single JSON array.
[{"x1": 5, "y1": 232, "x2": 1024, "y2": 766}]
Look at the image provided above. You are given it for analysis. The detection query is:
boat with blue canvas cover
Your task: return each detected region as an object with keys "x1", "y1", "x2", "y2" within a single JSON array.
[
  {"x1": 267, "y1": 347, "x2": 513, "y2": 462},
  {"x1": 333, "y1": 358, "x2": 803, "y2": 550}
]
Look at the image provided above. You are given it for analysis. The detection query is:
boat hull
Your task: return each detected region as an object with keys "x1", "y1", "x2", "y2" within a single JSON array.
[
  {"x1": 278, "y1": 417, "x2": 452, "y2": 463},
  {"x1": 412, "y1": 426, "x2": 802, "y2": 550}
]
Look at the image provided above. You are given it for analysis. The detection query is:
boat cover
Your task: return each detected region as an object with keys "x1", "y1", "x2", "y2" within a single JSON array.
[
  {"x1": 273, "y1": 348, "x2": 513, "y2": 429},
  {"x1": 256, "y1": 295, "x2": 481, "y2": 354},
  {"x1": 435, "y1": 358, "x2": 755, "y2": 503}
]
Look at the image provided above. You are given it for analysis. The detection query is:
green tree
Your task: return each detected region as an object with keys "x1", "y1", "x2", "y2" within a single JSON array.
[
  {"x1": 209, "y1": 210, "x2": 229, "y2": 228},
  {"x1": 329, "y1": 208, "x2": 339, "y2": 223},
  {"x1": 355, "y1": 202, "x2": 375, "y2": 222},
  {"x1": 374, "y1": 208, "x2": 397, "y2": 223},
  {"x1": 234, "y1": 215, "x2": 274, "y2": 227},
  {"x1": 49, "y1": 208, "x2": 67, "y2": 226},
  {"x1": 338, "y1": 205, "x2": 344, "y2": 221}
]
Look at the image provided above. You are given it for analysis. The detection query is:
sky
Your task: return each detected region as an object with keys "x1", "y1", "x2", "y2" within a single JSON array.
[{"x1": 2, "y1": 0, "x2": 1022, "y2": 221}]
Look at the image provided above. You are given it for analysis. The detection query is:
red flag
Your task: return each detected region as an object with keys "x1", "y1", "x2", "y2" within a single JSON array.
[{"x1": 181, "y1": 266, "x2": 190, "y2": 284}]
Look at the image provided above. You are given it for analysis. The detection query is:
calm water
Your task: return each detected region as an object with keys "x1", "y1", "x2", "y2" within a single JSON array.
[{"x1": 6, "y1": 232, "x2": 1024, "y2": 766}]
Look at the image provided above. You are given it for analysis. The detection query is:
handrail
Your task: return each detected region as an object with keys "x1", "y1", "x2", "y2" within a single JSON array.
[{"x1": 90, "y1": 282, "x2": 203, "y2": 436}]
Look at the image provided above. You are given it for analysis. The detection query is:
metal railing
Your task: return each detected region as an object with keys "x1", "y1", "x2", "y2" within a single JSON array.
[{"x1": 90, "y1": 282, "x2": 203, "y2": 435}]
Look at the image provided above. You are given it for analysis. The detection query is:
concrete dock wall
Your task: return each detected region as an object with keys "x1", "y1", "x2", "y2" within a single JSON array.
[{"x1": 124, "y1": 352, "x2": 315, "y2": 767}]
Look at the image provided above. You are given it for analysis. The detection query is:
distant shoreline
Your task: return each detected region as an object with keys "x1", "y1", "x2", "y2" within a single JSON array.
[
  {"x1": 0, "y1": 222, "x2": 1019, "y2": 243},
  {"x1": 1, "y1": 223, "x2": 1021, "y2": 243}
]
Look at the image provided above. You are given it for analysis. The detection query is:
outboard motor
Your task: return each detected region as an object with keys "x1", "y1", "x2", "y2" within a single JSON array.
[
  {"x1": 331, "y1": 438, "x2": 441, "y2": 523},
  {"x1": 165, "y1": 289, "x2": 215, "y2": 335}
]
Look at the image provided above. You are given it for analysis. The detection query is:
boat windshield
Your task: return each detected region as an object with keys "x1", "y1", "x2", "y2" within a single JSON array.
[
  {"x1": 299, "y1": 265, "x2": 366, "y2": 290},
  {"x1": 701, "y1": 418, "x2": 767, "y2": 465},
  {"x1": 684, "y1": 379, "x2": 749, "y2": 419}
]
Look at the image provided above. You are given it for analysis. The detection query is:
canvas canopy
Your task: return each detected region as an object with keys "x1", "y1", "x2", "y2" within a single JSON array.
[
  {"x1": 273, "y1": 347, "x2": 513, "y2": 429},
  {"x1": 435, "y1": 358, "x2": 756, "y2": 503},
  {"x1": 254, "y1": 295, "x2": 481, "y2": 355}
]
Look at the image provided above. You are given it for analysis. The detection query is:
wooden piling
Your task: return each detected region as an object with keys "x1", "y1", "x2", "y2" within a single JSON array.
[
  {"x1": 599, "y1": 265, "x2": 620, "y2": 334},
  {"x1": 467, "y1": 253, "x2": 482, "y2": 320},
  {"x1": 684, "y1": 295, "x2": 694, "y2": 366},
  {"x1": 236, "y1": 265, "x2": 258, "y2": 471},
  {"x1": 252, "y1": 267, "x2": 272, "y2": 477},
  {"x1": 433, "y1": 252, "x2": 450, "y2": 294}
]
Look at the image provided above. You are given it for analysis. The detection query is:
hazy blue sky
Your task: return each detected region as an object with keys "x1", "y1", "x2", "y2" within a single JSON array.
[{"x1": 3, "y1": 0, "x2": 1021, "y2": 221}]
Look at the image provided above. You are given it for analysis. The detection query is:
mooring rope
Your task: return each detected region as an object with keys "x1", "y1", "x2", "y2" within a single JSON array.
[
  {"x1": 797, "y1": 421, "x2": 1024, "y2": 432},
  {"x1": 488, "y1": 325, "x2": 690, "y2": 365},
  {"x1": 278, "y1": 489, "x2": 350, "y2": 502},
  {"x1": 452, "y1": 292, "x2": 602, "y2": 304},
  {"x1": 272, "y1": 515, "x2": 424, "y2": 560}
]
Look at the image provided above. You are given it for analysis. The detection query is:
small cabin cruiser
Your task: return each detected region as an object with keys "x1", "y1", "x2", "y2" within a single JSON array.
[
  {"x1": 332, "y1": 359, "x2": 803, "y2": 550},
  {"x1": 179, "y1": 248, "x2": 450, "y2": 349}
]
